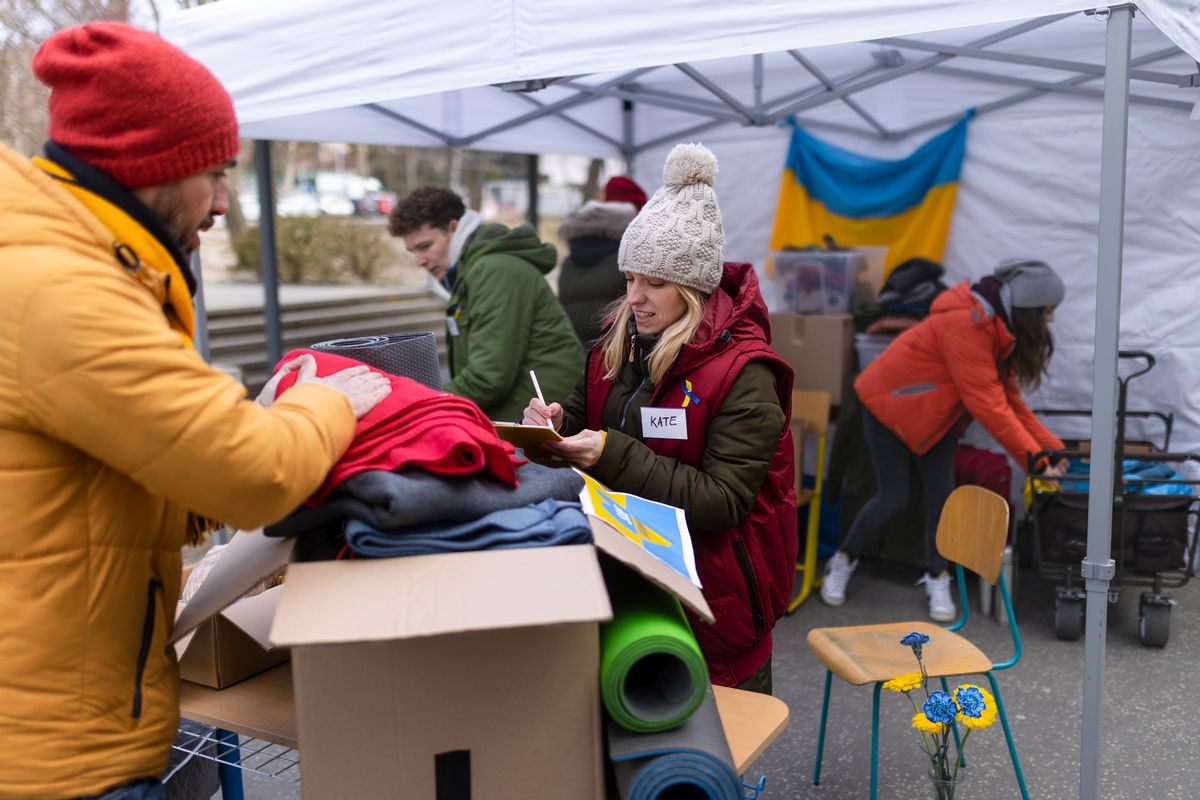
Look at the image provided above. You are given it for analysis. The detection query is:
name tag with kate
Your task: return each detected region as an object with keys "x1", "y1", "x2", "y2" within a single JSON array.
[{"x1": 641, "y1": 407, "x2": 688, "y2": 440}]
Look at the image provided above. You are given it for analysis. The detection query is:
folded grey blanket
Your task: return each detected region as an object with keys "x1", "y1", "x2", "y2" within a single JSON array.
[
  {"x1": 265, "y1": 460, "x2": 584, "y2": 538},
  {"x1": 344, "y1": 499, "x2": 592, "y2": 557}
]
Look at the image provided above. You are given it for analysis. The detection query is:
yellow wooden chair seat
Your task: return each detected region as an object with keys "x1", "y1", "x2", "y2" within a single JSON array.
[{"x1": 807, "y1": 621, "x2": 992, "y2": 686}]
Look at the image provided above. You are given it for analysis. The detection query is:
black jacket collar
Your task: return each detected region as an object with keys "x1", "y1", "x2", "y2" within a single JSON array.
[{"x1": 42, "y1": 141, "x2": 197, "y2": 296}]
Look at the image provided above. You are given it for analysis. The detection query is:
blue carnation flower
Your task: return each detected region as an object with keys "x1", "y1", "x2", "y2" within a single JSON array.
[
  {"x1": 955, "y1": 686, "x2": 985, "y2": 718},
  {"x1": 923, "y1": 691, "x2": 958, "y2": 726},
  {"x1": 901, "y1": 632, "x2": 930, "y2": 647}
]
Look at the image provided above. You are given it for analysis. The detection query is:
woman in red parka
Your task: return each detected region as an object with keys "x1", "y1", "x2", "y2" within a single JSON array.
[
  {"x1": 821, "y1": 259, "x2": 1068, "y2": 620},
  {"x1": 522, "y1": 144, "x2": 796, "y2": 694}
]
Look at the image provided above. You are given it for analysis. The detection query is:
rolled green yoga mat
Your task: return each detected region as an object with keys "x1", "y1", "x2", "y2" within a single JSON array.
[{"x1": 599, "y1": 560, "x2": 708, "y2": 733}]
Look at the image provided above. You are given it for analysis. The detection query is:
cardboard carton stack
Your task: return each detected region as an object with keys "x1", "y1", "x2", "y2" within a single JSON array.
[{"x1": 767, "y1": 247, "x2": 885, "y2": 405}]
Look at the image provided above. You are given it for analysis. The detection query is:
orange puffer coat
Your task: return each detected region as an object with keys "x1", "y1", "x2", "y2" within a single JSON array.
[
  {"x1": 0, "y1": 144, "x2": 356, "y2": 798},
  {"x1": 854, "y1": 281, "x2": 1063, "y2": 469}
]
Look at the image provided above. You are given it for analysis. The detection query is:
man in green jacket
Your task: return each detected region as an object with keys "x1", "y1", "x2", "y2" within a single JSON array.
[{"x1": 389, "y1": 187, "x2": 584, "y2": 421}]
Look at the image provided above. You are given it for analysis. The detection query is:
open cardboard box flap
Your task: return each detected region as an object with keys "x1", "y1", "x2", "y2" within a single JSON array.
[
  {"x1": 170, "y1": 528, "x2": 294, "y2": 647},
  {"x1": 269, "y1": 545, "x2": 612, "y2": 646},
  {"x1": 588, "y1": 516, "x2": 713, "y2": 623}
]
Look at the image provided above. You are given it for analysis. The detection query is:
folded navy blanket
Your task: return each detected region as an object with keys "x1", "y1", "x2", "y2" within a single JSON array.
[
  {"x1": 265, "y1": 459, "x2": 584, "y2": 538},
  {"x1": 344, "y1": 499, "x2": 592, "y2": 558}
]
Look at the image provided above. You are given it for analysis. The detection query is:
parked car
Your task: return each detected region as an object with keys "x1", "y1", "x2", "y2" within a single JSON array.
[{"x1": 318, "y1": 192, "x2": 356, "y2": 217}]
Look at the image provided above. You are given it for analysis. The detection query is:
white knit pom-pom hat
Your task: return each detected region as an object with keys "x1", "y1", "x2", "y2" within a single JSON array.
[{"x1": 618, "y1": 142, "x2": 725, "y2": 294}]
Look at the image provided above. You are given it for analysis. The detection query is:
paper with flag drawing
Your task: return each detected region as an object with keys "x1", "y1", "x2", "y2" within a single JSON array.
[{"x1": 574, "y1": 469, "x2": 701, "y2": 588}]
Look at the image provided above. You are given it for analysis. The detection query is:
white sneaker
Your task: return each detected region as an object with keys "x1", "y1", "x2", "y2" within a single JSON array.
[
  {"x1": 820, "y1": 552, "x2": 858, "y2": 607},
  {"x1": 918, "y1": 571, "x2": 957, "y2": 623}
]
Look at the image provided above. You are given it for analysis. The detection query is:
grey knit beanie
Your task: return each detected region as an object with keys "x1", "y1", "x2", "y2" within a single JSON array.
[
  {"x1": 618, "y1": 143, "x2": 725, "y2": 294},
  {"x1": 993, "y1": 258, "x2": 1065, "y2": 309}
]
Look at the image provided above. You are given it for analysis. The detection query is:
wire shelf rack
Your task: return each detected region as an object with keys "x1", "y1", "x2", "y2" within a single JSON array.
[{"x1": 171, "y1": 723, "x2": 301, "y2": 784}]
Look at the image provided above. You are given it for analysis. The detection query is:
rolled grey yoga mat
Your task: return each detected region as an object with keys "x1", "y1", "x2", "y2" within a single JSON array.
[
  {"x1": 310, "y1": 333, "x2": 441, "y2": 389},
  {"x1": 608, "y1": 684, "x2": 743, "y2": 800}
]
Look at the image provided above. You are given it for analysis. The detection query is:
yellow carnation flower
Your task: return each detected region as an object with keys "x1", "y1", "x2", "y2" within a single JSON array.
[
  {"x1": 883, "y1": 672, "x2": 923, "y2": 693},
  {"x1": 912, "y1": 712, "x2": 946, "y2": 734},
  {"x1": 955, "y1": 684, "x2": 998, "y2": 731}
]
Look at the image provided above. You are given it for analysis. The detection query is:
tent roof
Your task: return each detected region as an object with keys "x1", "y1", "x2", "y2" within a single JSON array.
[{"x1": 163, "y1": 2, "x2": 1199, "y2": 157}]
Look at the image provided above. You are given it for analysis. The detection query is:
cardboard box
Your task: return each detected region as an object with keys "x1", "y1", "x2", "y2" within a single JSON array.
[
  {"x1": 854, "y1": 246, "x2": 889, "y2": 307},
  {"x1": 175, "y1": 566, "x2": 289, "y2": 689},
  {"x1": 770, "y1": 313, "x2": 855, "y2": 405},
  {"x1": 171, "y1": 512, "x2": 713, "y2": 798}
]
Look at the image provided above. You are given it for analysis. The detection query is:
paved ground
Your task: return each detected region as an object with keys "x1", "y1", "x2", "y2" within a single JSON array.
[{"x1": 197, "y1": 552, "x2": 1200, "y2": 799}]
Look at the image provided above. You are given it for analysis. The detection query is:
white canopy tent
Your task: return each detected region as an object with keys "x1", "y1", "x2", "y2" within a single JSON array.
[{"x1": 163, "y1": 3, "x2": 1200, "y2": 797}]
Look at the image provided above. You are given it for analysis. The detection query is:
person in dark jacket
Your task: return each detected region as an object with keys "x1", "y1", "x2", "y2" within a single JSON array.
[
  {"x1": 523, "y1": 144, "x2": 796, "y2": 693},
  {"x1": 389, "y1": 187, "x2": 583, "y2": 421},
  {"x1": 821, "y1": 259, "x2": 1069, "y2": 621},
  {"x1": 558, "y1": 176, "x2": 647, "y2": 345},
  {"x1": 558, "y1": 199, "x2": 637, "y2": 345}
]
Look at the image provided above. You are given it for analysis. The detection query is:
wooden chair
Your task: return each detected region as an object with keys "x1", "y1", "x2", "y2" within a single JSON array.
[
  {"x1": 787, "y1": 390, "x2": 831, "y2": 612},
  {"x1": 806, "y1": 485, "x2": 1030, "y2": 800}
]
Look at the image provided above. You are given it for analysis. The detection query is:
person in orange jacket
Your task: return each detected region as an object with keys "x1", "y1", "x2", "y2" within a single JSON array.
[{"x1": 821, "y1": 259, "x2": 1068, "y2": 620}]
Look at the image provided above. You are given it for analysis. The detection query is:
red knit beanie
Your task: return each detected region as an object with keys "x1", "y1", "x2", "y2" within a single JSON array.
[
  {"x1": 33, "y1": 22, "x2": 239, "y2": 189},
  {"x1": 603, "y1": 176, "x2": 648, "y2": 211}
]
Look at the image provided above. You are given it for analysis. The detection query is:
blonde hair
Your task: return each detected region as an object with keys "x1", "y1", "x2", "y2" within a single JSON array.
[{"x1": 600, "y1": 283, "x2": 709, "y2": 385}]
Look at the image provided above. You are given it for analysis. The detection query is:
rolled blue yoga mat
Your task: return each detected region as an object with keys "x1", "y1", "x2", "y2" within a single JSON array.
[{"x1": 607, "y1": 684, "x2": 743, "y2": 800}]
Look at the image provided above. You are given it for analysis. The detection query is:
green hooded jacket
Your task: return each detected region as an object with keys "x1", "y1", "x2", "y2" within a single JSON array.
[{"x1": 444, "y1": 222, "x2": 584, "y2": 421}]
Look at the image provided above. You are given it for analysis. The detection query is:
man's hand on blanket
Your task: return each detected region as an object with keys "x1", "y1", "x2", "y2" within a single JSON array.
[
  {"x1": 255, "y1": 353, "x2": 318, "y2": 407},
  {"x1": 255, "y1": 354, "x2": 392, "y2": 419},
  {"x1": 313, "y1": 366, "x2": 392, "y2": 419}
]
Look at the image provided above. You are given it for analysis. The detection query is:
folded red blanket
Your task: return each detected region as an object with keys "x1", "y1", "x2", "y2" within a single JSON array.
[{"x1": 273, "y1": 349, "x2": 522, "y2": 504}]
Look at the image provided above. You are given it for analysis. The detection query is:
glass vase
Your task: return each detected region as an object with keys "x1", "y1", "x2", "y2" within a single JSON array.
[{"x1": 928, "y1": 765, "x2": 966, "y2": 799}]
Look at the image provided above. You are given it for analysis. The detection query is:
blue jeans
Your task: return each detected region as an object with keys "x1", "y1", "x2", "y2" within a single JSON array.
[{"x1": 73, "y1": 778, "x2": 164, "y2": 800}]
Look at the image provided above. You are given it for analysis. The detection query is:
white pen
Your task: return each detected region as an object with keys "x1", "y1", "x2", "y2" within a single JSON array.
[{"x1": 529, "y1": 369, "x2": 555, "y2": 431}]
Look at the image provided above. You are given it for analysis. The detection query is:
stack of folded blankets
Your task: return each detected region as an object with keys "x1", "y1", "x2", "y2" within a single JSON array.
[{"x1": 265, "y1": 350, "x2": 589, "y2": 559}]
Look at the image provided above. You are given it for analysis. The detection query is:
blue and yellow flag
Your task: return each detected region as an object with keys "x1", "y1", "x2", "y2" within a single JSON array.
[{"x1": 769, "y1": 110, "x2": 972, "y2": 275}]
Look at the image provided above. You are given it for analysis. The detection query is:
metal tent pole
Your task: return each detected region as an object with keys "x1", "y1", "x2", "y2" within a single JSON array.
[
  {"x1": 254, "y1": 140, "x2": 283, "y2": 368},
  {"x1": 191, "y1": 251, "x2": 210, "y2": 362},
  {"x1": 1080, "y1": 6, "x2": 1133, "y2": 799},
  {"x1": 622, "y1": 100, "x2": 635, "y2": 176},
  {"x1": 526, "y1": 154, "x2": 540, "y2": 230}
]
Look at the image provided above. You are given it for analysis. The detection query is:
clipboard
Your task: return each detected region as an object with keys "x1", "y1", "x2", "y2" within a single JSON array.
[{"x1": 492, "y1": 421, "x2": 564, "y2": 454}]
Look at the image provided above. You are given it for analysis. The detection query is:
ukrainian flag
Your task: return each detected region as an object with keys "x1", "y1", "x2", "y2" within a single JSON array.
[{"x1": 770, "y1": 110, "x2": 973, "y2": 275}]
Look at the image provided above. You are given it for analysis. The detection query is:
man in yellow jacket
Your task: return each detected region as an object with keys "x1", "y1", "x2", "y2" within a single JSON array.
[{"x1": 0, "y1": 23, "x2": 392, "y2": 799}]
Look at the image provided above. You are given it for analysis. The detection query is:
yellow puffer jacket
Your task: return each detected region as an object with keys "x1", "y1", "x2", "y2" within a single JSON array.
[{"x1": 0, "y1": 143, "x2": 357, "y2": 798}]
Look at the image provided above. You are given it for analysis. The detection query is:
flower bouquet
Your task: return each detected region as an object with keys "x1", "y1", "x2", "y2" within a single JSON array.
[{"x1": 883, "y1": 632, "x2": 997, "y2": 799}]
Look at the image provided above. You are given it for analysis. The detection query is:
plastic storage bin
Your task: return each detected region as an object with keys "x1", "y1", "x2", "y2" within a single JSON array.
[
  {"x1": 771, "y1": 251, "x2": 864, "y2": 315},
  {"x1": 854, "y1": 333, "x2": 895, "y2": 370}
]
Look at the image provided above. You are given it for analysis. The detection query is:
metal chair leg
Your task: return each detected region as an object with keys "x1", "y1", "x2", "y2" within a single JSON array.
[
  {"x1": 216, "y1": 728, "x2": 245, "y2": 800},
  {"x1": 813, "y1": 670, "x2": 832, "y2": 785},
  {"x1": 986, "y1": 672, "x2": 1031, "y2": 800},
  {"x1": 870, "y1": 682, "x2": 882, "y2": 800}
]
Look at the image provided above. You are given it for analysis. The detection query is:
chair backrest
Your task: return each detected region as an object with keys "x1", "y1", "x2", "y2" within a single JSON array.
[
  {"x1": 935, "y1": 485, "x2": 1009, "y2": 585},
  {"x1": 790, "y1": 390, "x2": 831, "y2": 495}
]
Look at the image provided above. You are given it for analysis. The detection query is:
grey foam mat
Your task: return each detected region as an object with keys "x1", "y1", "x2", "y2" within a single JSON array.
[
  {"x1": 311, "y1": 333, "x2": 441, "y2": 389},
  {"x1": 608, "y1": 684, "x2": 743, "y2": 800}
]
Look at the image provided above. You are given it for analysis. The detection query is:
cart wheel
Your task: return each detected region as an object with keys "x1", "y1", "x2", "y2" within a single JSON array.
[
  {"x1": 1054, "y1": 596, "x2": 1084, "y2": 641},
  {"x1": 1139, "y1": 603, "x2": 1171, "y2": 648}
]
